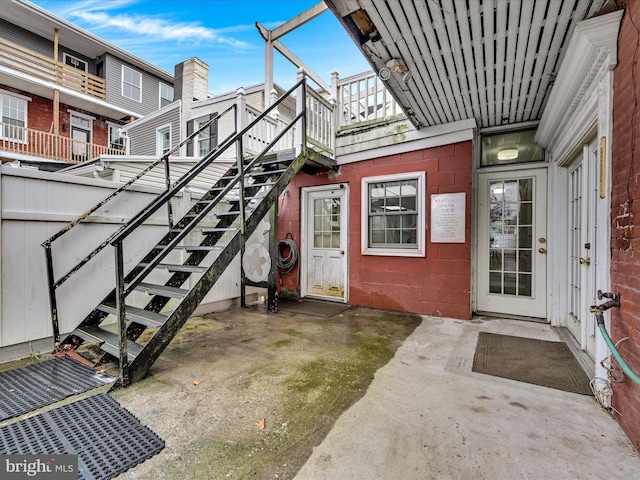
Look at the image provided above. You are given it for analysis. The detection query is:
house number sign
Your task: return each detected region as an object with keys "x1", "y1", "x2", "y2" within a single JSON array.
[{"x1": 430, "y1": 192, "x2": 466, "y2": 243}]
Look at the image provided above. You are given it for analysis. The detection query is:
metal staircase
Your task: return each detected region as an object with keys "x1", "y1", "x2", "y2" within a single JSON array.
[{"x1": 42, "y1": 78, "x2": 334, "y2": 386}]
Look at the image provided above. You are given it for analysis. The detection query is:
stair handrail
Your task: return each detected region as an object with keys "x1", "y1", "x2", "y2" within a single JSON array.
[
  {"x1": 109, "y1": 78, "x2": 306, "y2": 247},
  {"x1": 121, "y1": 107, "x2": 306, "y2": 296},
  {"x1": 43, "y1": 105, "x2": 235, "y2": 347},
  {"x1": 111, "y1": 78, "x2": 306, "y2": 383}
]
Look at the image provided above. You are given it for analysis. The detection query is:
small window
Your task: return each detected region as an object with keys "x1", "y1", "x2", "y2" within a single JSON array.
[
  {"x1": 122, "y1": 65, "x2": 142, "y2": 102},
  {"x1": 156, "y1": 124, "x2": 171, "y2": 156},
  {"x1": 108, "y1": 124, "x2": 125, "y2": 151},
  {"x1": 361, "y1": 171, "x2": 426, "y2": 257},
  {"x1": 481, "y1": 128, "x2": 544, "y2": 166},
  {"x1": 197, "y1": 119, "x2": 210, "y2": 156},
  {"x1": 63, "y1": 53, "x2": 88, "y2": 72},
  {"x1": 159, "y1": 83, "x2": 174, "y2": 108},
  {"x1": 1, "y1": 92, "x2": 28, "y2": 142}
]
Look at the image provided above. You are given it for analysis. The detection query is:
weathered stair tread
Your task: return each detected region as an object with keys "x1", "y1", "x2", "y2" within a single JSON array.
[
  {"x1": 96, "y1": 304, "x2": 168, "y2": 327},
  {"x1": 136, "y1": 282, "x2": 190, "y2": 298},
  {"x1": 72, "y1": 326, "x2": 142, "y2": 359}
]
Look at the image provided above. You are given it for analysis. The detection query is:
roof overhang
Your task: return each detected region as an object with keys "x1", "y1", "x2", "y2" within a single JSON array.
[{"x1": 325, "y1": 0, "x2": 610, "y2": 130}]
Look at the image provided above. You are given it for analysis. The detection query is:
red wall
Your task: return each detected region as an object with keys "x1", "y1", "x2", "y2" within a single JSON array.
[
  {"x1": 278, "y1": 141, "x2": 472, "y2": 319},
  {"x1": 1, "y1": 84, "x2": 112, "y2": 148},
  {"x1": 611, "y1": 0, "x2": 640, "y2": 452}
]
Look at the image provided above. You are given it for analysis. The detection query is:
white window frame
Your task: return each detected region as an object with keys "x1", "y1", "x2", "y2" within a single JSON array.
[
  {"x1": 195, "y1": 117, "x2": 211, "y2": 157},
  {"x1": 107, "y1": 122, "x2": 126, "y2": 152},
  {"x1": 361, "y1": 171, "x2": 426, "y2": 257},
  {"x1": 62, "y1": 52, "x2": 88, "y2": 72},
  {"x1": 156, "y1": 124, "x2": 172, "y2": 156},
  {"x1": 159, "y1": 83, "x2": 174, "y2": 108},
  {"x1": 0, "y1": 89, "x2": 30, "y2": 143},
  {"x1": 122, "y1": 65, "x2": 142, "y2": 102}
]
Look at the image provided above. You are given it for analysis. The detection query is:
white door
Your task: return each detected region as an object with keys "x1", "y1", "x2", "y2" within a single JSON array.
[
  {"x1": 477, "y1": 168, "x2": 547, "y2": 318},
  {"x1": 567, "y1": 139, "x2": 599, "y2": 358},
  {"x1": 302, "y1": 185, "x2": 348, "y2": 302}
]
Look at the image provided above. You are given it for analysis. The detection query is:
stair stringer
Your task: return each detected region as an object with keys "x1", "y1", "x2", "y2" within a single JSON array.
[{"x1": 125, "y1": 151, "x2": 308, "y2": 384}]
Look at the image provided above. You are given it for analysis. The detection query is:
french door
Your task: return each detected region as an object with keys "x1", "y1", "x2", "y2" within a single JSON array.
[{"x1": 477, "y1": 168, "x2": 547, "y2": 318}]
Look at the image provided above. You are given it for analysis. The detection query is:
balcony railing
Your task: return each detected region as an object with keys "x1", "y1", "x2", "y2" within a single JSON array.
[
  {"x1": 0, "y1": 37, "x2": 106, "y2": 100},
  {"x1": 0, "y1": 123, "x2": 125, "y2": 163},
  {"x1": 334, "y1": 71, "x2": 402, "y2": 128}
]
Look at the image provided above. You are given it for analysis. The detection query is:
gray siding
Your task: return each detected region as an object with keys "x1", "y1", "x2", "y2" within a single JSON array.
[
  {"x1": 0, "y1": 19, "x2": 96, "y2": 74},
  {"x1": 127, "y1": 105, "x2": 180, "y2": 156},
  {"x1": 103, "y1": 54, "x2": 174, "y2": 116}
]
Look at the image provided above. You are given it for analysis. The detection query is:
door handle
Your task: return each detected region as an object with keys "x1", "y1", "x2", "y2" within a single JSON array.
[
  {"x1": 538, "y1": 248, "x2": 547, "y2": 254},
  {"x1": 340, "y1": 250, "x2": 345, "y2": 255},
  {"x1": 580, "y1": 257, "x2": 591, "y2": 265}
]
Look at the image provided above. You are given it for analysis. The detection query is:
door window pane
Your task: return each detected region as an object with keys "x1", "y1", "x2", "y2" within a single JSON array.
[
  {"x1": 313, "y1": 198, "x2": 340, "y2": 249},
  {"x1": 488, "y1": 178, "x2": 534, "y2": 297}
]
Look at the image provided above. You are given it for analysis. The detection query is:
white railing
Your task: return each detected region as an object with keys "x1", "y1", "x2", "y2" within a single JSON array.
[
  {"x1": 333, "y1": 70, "x2": 402, "y2": 128},
  {"x1": 0, "y1": 122, "x2": 126, "y2": 163},
  {"x1": 306, "y1": 88, "x2": 335, "y2": 155},
  {"x1": 244, "y1": 103, "x2": 294, "y2": 155}
]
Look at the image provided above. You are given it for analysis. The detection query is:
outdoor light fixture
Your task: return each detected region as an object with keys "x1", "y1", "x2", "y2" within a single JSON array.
[
  {"x1": 497, "y1": 148, "x2": 519, "y2": 161},
  {"x1": 386, "y1": 58, "x2": 412, "y2": 82}
]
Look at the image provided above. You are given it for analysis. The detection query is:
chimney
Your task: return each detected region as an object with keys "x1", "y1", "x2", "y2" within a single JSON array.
[{"x1": 174, "y1": 57, "x2": 209, "y2": 104}]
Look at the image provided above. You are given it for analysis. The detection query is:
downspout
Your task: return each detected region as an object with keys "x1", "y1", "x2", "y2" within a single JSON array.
[{"x1": 590, "y1": 291, "x2": 640, "y2": 385}]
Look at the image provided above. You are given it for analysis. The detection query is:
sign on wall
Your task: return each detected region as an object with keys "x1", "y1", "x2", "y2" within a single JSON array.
[{"x1": 430, "y1": 192, "x2": 466, "y2": 243}]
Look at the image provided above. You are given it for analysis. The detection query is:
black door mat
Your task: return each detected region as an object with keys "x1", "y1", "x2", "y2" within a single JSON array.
[
  {"x1": 0, "y1": 393, "x2": 164, "y2": 480},
  {"x1": 0, "y1": 355, "x2": 115, "y2": 421},
  {"x1": 277, "y1": 299, "x2": 350, "y2": 318},
  {"x1": 472, "y1": 332, "x2": 593, "y2": 395}
]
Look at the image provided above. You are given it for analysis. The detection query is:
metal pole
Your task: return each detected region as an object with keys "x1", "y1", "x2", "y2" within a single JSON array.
[
  {"x1": 44, "y1": 244, "x2": 61, "y2": 350},
  {"x1": 114, "y1": 241, "x2": 130, "y2": 386},
  {"x1": 164, "y1": 155, "x2": 174, "y2": 229}
]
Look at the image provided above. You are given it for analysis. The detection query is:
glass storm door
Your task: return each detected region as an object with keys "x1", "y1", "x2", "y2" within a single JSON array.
[
  {"x1": 477, "y1": 169, "x2": 547, "y2": 318},
  {"x1": 567, "y1": 139, "x2": 598, "y2": 358},
  {"x1": 302, "y1": 186, "x2": 348, "y2": 302}
]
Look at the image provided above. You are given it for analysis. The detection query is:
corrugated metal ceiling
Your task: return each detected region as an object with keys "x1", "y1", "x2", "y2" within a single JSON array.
[{"x1": 326, "y1": 0, "x2": 609, "y2": 129}]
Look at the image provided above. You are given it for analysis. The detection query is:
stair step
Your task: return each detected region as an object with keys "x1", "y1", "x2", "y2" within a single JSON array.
[
  {"x1": 200, "y1": 227, "x2": 238, "y2": 234},
  {"x1": 143, "y1": 263, "x2": 207, "y2": 273},
  {"x1": 96, "y1": 304, "x2": 168, "y2": 328},
  {"x1": 214, "y1": 210, "x2": 254, "y2": 217},
  {"x1": 72, "y1": 326, "x2": 141, "y2": 360},
  {"x1": 136, "y1": 282, "x2": 189, "y2": 298},
  {"x1": 175, "y1": 245, "x2": 223, "y2": 252}
]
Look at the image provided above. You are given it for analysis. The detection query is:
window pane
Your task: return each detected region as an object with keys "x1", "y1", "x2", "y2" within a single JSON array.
[{"x1": 367, "y1": 177, "x2": 419, "y2": 249}]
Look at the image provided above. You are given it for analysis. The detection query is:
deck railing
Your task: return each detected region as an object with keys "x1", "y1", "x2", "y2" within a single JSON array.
[
  {"x1": 334, "y1": 70, "x2": 402, "y2": 128},
  {"x1": 0, "y1": 37, "x2": 106, "y2": 100},
  {"x1": 0, "y1": 123, "x2": 125, "y2": 163}
]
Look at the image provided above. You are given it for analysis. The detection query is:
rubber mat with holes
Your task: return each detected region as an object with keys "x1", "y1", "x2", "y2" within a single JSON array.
[
  {"x1": 0, "y1": 393, "x2": 164, "y2": 480},
  {"x1": 0, "y1": 355, "x2": 115, "y2": 421}
]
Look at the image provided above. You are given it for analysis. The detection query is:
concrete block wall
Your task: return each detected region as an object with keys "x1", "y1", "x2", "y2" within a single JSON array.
[
  {"x1": 611, "y1": 0, "x2": 640, "y2": 453},
  {"x1": 278, "y1": 141, "x2": 472, "y2": 319}
]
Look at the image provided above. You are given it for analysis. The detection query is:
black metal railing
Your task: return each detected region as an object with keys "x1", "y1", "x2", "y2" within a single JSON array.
[
  {"x1": 42, "y1": 105, "x2": 236, "y2": 348},
  {"x1": 43, "y1": 78, "x2": 308, "y2": 383}
]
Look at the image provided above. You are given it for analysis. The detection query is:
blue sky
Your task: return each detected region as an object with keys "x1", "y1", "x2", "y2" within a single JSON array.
[{"x1": 31, "y1": 0, "x2": 371, "y2": 95}]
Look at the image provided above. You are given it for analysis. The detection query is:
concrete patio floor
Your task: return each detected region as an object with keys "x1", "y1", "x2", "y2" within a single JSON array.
[
  {"x1": 294, "y1": 315, "x2": 639, "y2": 480},
  {"x1": 103, "y1": 305, "x2": 639, "y2": 479}
]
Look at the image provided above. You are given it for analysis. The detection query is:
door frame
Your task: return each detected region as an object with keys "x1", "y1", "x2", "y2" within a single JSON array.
[
  {"x1": 300, "y1": 184, "x2": 349, "y2": 302},
  {"x1": 474, "y1": 166, "x2": 548, "y2": 319}
]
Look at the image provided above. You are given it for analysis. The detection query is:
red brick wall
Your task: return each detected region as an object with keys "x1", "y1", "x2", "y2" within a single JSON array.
[
  {"x1": 1, "y1": 84, "x2": 113, "y2": 148},
  {"x1": 278, "y1": 141, "x2": 472, "y2": 319},
  {"x1": 611, "y1": 0, "x2": 640, "y2": 452}
]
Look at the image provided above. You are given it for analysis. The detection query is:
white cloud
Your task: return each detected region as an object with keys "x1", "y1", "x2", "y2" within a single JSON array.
[{"x1": 56, "y1": 0, "x2": 253, "y2": 49}]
